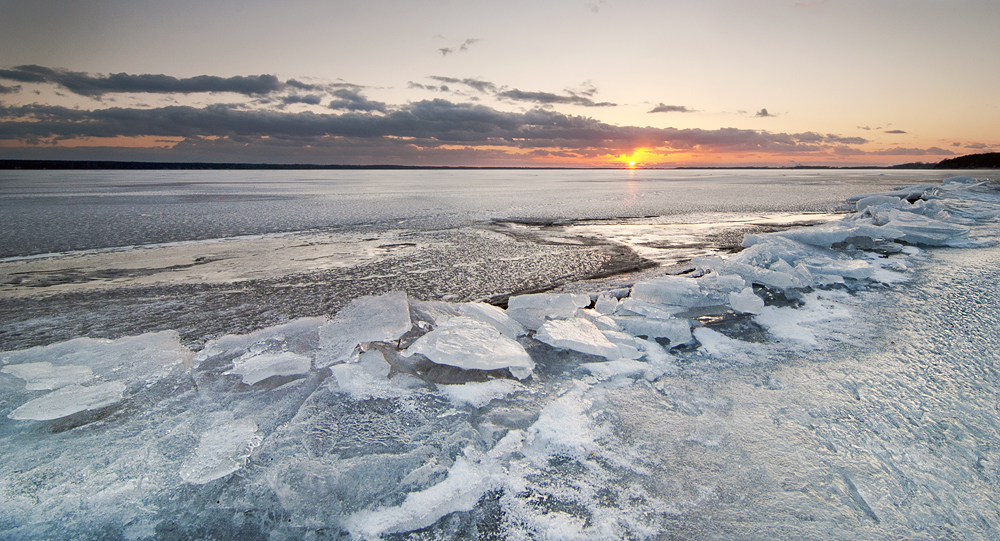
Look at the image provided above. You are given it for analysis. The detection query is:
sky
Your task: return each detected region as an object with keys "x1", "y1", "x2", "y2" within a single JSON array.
[{"x1": 0, "y1": 0, "x2": 997, "y2": 167}]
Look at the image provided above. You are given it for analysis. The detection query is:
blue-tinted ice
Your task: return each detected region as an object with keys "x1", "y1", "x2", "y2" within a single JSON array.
[{"x1": 1, "y1": 176, "x2": 999, "y2": 539}]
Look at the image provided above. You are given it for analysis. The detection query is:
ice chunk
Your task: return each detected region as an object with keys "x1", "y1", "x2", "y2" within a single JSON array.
[
  {"x1": 224, "y1": 351, "x2": 311, "y2": 385},
  {"x1": 613, "y1": 315, "x2": 693, "y2": 346},
  {"x1": 439, "y1": 379, "x2": 527, "y2": 408},
  {"x1": 406, "y1": 317, "x2": 535, "y2": 379},
  {"x1": 523, "y1": 386, "x2": 595, "y2": 460},
  {"x1": 729, "y1": 287, "x2": 764, "y2": 314},
  {"x1": 316, "y1": 291, "x2": 412, "y2": 367},
  {"x1": 8, "y1": 381, "x2": 126, "y2": 421},
  {"x1": 580, "y1": 359, "x2": 653, "y2": 380},
  {"x1": 457, "y1": 302, "x2": 526, "y2": 339},
  {"x1": 693, "y1": 327, "x2": 767, "y2": 365},
  {"x1": 0, "y1": 331, "x2": 191, "y2": 389},
  {"x1": 196, "y1": 317, "x2": 325, "y2": 364},
  {"x1": 1, "y1": 362, "x2": 93, "y2": 390},
  {"x1": 600, "y1": 329, "x2": 645, "y2": 360},
  {"x1": 856, "y1": 195, "x2": 905, "y2": 212},
  {"x1": 179, "y1": 416, "x2": 260, "y2": 484},
  {"x1": 882, "y1": 209, "x2": 971, "y2": 246},
  {"x1": 754, "y1": 292, "x2": 851, "y2": 348},
  {"x1": 619, "y1": 298, "x2": 684, "y2": 319},
  {"x1": 631, "y1": 275, "x2": 702, "y2": 307},
  {"x1": 344, "y1": 451, "x2": 504, "y2": 537},
  {"x1": 534, "y1": 318, "x2": 622, "y2": 360},
  {"x1": 506, "y1": 293, "x2": 590, "y2": 330},
  {"x1": 328, "y1": 349, "x2": 421, "y2": 399},
  {"x1": 594, "y1": 293, "x2": 620, "y2": 314}
]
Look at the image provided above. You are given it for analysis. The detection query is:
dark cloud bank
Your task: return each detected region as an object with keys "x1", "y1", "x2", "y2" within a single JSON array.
[{"x1": 1, "y1": 65, "x2": 924, "y2": 164}]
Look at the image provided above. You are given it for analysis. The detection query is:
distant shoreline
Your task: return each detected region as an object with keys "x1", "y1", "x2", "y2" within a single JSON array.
[
  {"x1": 1, "y1": 153, "x2": 997, "y2": 170},
  {"x1": 0, "y1": 159, "x2": 934, "y2": 171}
]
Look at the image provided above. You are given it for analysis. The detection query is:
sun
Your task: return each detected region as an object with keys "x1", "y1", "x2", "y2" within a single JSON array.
[{"x1": 629, "y1": 160, "x2": 636, "y2": 167}]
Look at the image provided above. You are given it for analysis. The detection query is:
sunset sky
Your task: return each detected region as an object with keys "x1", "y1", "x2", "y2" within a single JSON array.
[{"x1": 1, "y1": 0, "x2": 997, "y2": 167}]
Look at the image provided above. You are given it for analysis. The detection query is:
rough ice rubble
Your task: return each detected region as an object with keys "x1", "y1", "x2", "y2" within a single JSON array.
[{"x1": 1, "y1": 176, "x2": 996, "y2": 538}]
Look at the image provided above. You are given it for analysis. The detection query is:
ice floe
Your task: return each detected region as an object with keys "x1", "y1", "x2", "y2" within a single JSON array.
[
  {"x1": 179, "y1": 415, "x2": 261, "y2": 484},
  {"x1": 1, "y1": 362, "x2": 93, "y2": 390},
  {"x1": 224, "y1": 351, "x2": 312, "y2": 385},
  {"x1": 8, "y1": 381, "x2": 126, "y2": 421}
]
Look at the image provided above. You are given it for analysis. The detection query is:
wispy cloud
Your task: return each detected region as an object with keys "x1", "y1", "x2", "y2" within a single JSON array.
[
  {"x1": 883, "y1": 129, "x2": 907, "y2": 134},
  {"x1": 869, "y1": 147, "x2": 954, "y2": 156},
  {"x1": 427, "y1": 76, "x2": 615, "y2": 107},
  {"x1": 754, "y1": 108, "x2": 774, "y2": 117},
  {"x1": 439, "y1": 38, "x2": 479, "y2": 56},
  {"x1": 648, "y1": 103, "x2": 694, "y2": 114},
  {"x1": 0, "y1": 83, "x2": 21, "y2": 94}
]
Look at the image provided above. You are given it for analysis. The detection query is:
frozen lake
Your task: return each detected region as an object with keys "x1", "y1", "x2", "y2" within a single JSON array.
[{"x1": 1, "y1": 170, "x2": 999, "y2": 539}]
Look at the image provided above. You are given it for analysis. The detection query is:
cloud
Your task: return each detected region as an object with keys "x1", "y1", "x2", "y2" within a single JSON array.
[
  {"x1": 0, "y1": 65, "x2": 285, "y2": 97},
  {"x1": 285, "y1": 79, "x2": 323, "y2": 91},
  {"x1": 754, "y1": 108, "x2": 774, "y2": 117},
  {"x1": 869, "y1": 147, "x2": 954, "y2": 156},
  {"x1": 281, "y1": 94, "x2": 323, "y2": 106},
  {"x1": 648, "y1": 103, "x2": 694, "y2": 113},
  {"x1": 439, "y1": 38, "x2": 479, "y2": 56},
  {"x1": 964, "y1": 142, "x2": 989, "y2": 149},
  {"x1": 883, "y1": 129, "x2": 907, "y2": 134},
  {"x1": 497, "y1": 89, "x2": 615, "y2": 107},
  {"x1": 428, "y1": 76, "x2": 497, "y2": 94},
  {"x1": 327, "y1": 89, "x2": 387, "y2": 112},
  {"x1": 0, "y1": 83, "x2": 21, "y2": 94},
  {"x1": 426, "y1": 76, "x2": 613, "y2": 107},
  {"x1": 586, "y1": 0, "x2": 609, "y2": 13},
  {"x1": 0, "y1": 99, "x2": 870, "y2": 162},
  {"x1": 824, "y1": 134, "x2": 868, "y2": 145}
]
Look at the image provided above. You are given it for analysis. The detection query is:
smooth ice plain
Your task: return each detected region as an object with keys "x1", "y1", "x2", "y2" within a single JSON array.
[{"x1": 1, "y1": 175, "x2": 1000, "y2": 539}]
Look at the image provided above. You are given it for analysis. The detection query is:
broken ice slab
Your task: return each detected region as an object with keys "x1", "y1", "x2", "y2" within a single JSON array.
[
  {"x1": 729, "y1": 287, "x2": 764, "y2": 315},
  {"x1": 534, "y1": 318, "x2": 625, "y2": 361},
  {"x1": 581, "y1": 359, "x2": 655, "y2": 380},
  {"x1": 179, "y1": 416, "x2": 260, "y2": 484},
  {"x1": 195, "y1": 316, "x2": 326, "y2": 365},
  {"x1": 406, "y1": 316, "x2": 535, "y2": 380},
  {"x1": 506, "y1": 293, "x2": 591, "y2": 330},
  {"x1": 631, "y1": 273, "x2": 745, "y2": 310},
  {"x1": 439, "y1": 379, "x2": 527, "y2": 408},
  {"x1": 224, "y1": 351, "x2": 312, "y2": 385},
  {"x1": 7, "y1": 381, "x2": 126, "y2": 421},
  {"x1": 882, "y1": 209, "x2": 971, "y2": 246},
  {"x1": 457, "y1": 302, "x2": 527, "y2": 339},
  {"x1": 1, "y1": 362, "x2": 93, "y2": 390},
  {"x1": 612, "y1": 315, "x2": 693, "y2": 346},
  {"x1": 316, "y1": 291, "x2": 412, "y2": 368},
  {"x1": 0, "y1": 331, "x2": 191, "y2": 390}
]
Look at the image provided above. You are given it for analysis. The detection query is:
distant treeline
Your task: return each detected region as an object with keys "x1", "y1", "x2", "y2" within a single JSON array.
[{"x1": 935, "y1": 152, "x2": 1000, "y2": 169}]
